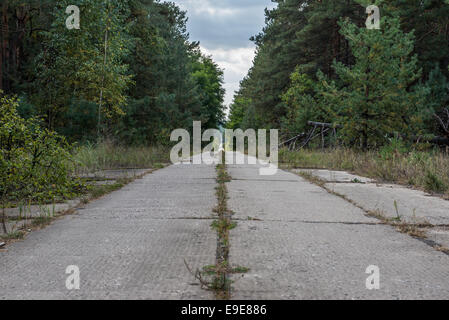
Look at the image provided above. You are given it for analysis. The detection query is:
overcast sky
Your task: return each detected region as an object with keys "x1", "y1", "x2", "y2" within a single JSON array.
[{"x1": 172, "y1": 0, "x2": 277, "y2": 110}]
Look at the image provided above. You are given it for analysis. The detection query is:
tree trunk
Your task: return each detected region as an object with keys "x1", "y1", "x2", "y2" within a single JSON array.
[
  {"x1": 15, "y1": 5, "x2": 28, "y2": 76},
  {"x1": 1, "y1": 1, "x2": 9, "y2": 92},
  {"x1": 0, "y1": 36, "x2": 2, "y2": 91},
  {"x1": 98, "y1": 2, "x2": 110, "y2": 140},
  {"x1": 362, "y1": 90, "x2": 369, "y2": 151},
  {"x1": 1, "y1": 204, "x2": 7, "y2": 235},
  {"x1": 362, "y1": 55, "x2": 371, "y2": 151}
]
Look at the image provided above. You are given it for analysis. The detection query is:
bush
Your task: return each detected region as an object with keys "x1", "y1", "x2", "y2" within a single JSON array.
[
  {"x1": 379, "y1": 137, "x2": 409, "y2": 161},
  {"x1": 0, "y1": 92, "x2": 82, "y2": 231}
]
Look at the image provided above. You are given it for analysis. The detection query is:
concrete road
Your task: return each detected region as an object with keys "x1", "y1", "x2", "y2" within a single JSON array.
[
  {"x1": 228, "y1": 155, "x2": 449, "y2": 299},
  {"x1": 0, "y1": 158, "x2": 217, "y2": 299},
  {"x1": 1, "y1": 152, "x2": 449, "y2": 300}
]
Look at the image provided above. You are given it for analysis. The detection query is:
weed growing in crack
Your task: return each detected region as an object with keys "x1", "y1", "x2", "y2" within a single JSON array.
[
  {"x1": 186, "y1": 157, "x2": 249, "y2": 300},
  {"x1": 0, "y1": 230, "x2": 25, "y2": 241}
]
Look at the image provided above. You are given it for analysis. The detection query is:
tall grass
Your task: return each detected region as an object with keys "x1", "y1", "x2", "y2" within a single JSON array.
[
  {"x1": 280, "y1": 147, "x2": 449, "y2": 197},
  {"x1": 72, "y1": 141, "x2": 170, "y2": 175}
]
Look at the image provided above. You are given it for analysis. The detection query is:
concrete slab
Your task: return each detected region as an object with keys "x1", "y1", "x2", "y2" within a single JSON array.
[
  {"x1": 0, "y1": 161, "x2": 216, "y2": 299},
  {"x1": 228, "y1": 155, "x2": 449, "y2": 299},
  {"x1": 427, "y1": 227, "x2": 449, "y2": 250},
  {"x1": 326, "y1": 183, "x2": 449, "y2": 225},
  {"x1": 230, "y1": 221, "x2": 449, "y2": 300},
  {"x1": 293, "y1": 169, "x2": 374, "y2": 183},
  {"x1": 227, "y1": 177, "x2": 375, "y2": 224}
]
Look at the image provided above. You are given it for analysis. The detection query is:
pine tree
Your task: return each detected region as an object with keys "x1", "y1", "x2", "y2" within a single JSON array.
[
  {"x1": 424, "y1": 65, "x2": 449, "y2": 137},
  {"x1": 229, "y1": 0, "x2": 364, "y2": 130},
  {"x1": 384, "y1": 0, "x2": 449, "y2": 78},
  {"x1": 324, "y1": 16, "x2": 424, "y2": 148}
]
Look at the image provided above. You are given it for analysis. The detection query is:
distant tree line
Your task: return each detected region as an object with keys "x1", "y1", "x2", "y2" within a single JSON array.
[
  {"x1": 0, "y1": 0, "x2": 225, "y2": 145},
  {"x1": 228, "y1": 0, "x2": 449, "y2": 149}
]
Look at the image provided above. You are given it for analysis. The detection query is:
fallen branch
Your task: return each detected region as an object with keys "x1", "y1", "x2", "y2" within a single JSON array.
[{"x1": 434, "y1": 108, "x2": 449, "y2": 135}]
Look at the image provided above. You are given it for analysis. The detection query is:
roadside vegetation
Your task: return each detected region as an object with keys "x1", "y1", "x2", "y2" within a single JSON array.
[
  {"x1": 280, "y1": 144, "x2": 449, "y2": 198},
  {"x1": 229, "y1": 1, "x2": 449, "y2": 192},
  {"x1": 72, "y1": 142, "x2": 169, "y2": 176},
  {"x1": 0, "y1": 94, "x2": 83, "y2": 233}
]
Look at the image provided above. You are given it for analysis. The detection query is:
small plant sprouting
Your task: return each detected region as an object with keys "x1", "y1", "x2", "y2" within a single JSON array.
[{"x1": 393, "y1": 200, "x2": 402, "y2": 222}]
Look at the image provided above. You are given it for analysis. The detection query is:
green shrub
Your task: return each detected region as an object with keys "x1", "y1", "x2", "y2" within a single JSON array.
[
  {"x1": 424, "y1": 171, "x2": 447, "y2": 194},
  {"x1": 0, "y1": 92, "x2": 83, "y2": 232},
  {"x1": 379, "y1": 137, "x2": 409, "y2": 161}
]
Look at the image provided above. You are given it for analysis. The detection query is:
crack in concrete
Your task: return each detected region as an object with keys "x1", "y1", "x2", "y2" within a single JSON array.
[
  {"x1": 99, "y1": 216, "x2": 449, "y2": 228},
  {"x1": 293, "y1": 170, "x2": 449, "y2": 256},
  {"x1": 245, "y1": 219, "x2": 383, "y2": 226},
  {"x1": 231, "y1": 178, "x2": 301, "y2": 182}
]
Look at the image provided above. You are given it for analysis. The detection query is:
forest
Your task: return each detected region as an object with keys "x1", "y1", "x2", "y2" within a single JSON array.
[
  {"x1": 1, "y1": 0, "x2": 225, "y2": 144},
  {"x1": 229, "y1": 0, "x2": 449, "y2": 150},
  {"x1": 2, "y1": 0, "x2": 449, "y2": 222},
  {"x1": 0, "y1": 0, "x2": 225, "y2": 226}
]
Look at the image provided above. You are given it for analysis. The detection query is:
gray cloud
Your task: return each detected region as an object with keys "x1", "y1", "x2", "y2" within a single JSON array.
[{"x1": 172, "y1": 0, "x2": 276, "y2": 108}]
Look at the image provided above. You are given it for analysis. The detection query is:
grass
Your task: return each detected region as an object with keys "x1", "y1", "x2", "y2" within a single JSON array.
[
  {"x1": 31, "y1": 216, "x2": 53, "y2": 228},
  {"x1": 186, "y1": 159, "x2": 241, "y2": 300},
  {"x1": 211, "y1": 219, "x2": 237, "y2": 232},
  {"x1": 230, "y1": 266, "x2": 250, "y2": 274},
  {"x1": 212, "y1": 162, "x2": 233, "y2": 299},
  {"x1": 280, "y1": 147, "x2": 449, "y2": 197},
  {"x1": 72, "y1": 141, "x2": 170, "y2": 175},
  {"x1": 87, "y1": 179, "x2": 130, "y2": 200},
  {"x1": 1, "y1": 230, "x2": 25, "y2": 241}
]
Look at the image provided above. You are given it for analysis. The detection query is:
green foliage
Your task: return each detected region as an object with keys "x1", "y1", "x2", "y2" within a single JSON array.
[
  {"x1": 424, "y1": 171, "x2": 447, "y2": 194},
  {"x1": 227, "y1": 97, "x2": 250, "y2": 130},
  {"x1": 422, "y1": 65, "x2": 449, "y2": 137},
  {"x1": 191, "y1": 53, "x2": 226, "y2": 129},
  {"x1": 229, "y1": 0, "x2": 449, "y2": 147},
  {"x1": 379, "y1": 137, "x2": 409, "y2": 161},
  {"x1": 31, "y1": 0, "x2": 133, "y2": 131},
  {"x1": 117, "y1": 1, "x2": 225, "y2": 144},
  {"x1": 382, "y1": 0, "x2": 449, "y2": 77},
  {"x1": 281, "y1": 69, "x2": 335, "y2": 133},
  {"x1": 320, "y1": 17, "x2": 424, "y2": 148},
  {"x1": 2, "y1": 0, "x2": 225, "y2": 144},
  {"x1": 60, "y1": 99, "x2": 99, "y2": 143},
  {"x1": 229, "y1": 0, "x2": 364, "y2": 129},
  {"x1": 0, "y1": 92, "x2": 82, "y2": 207}
]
